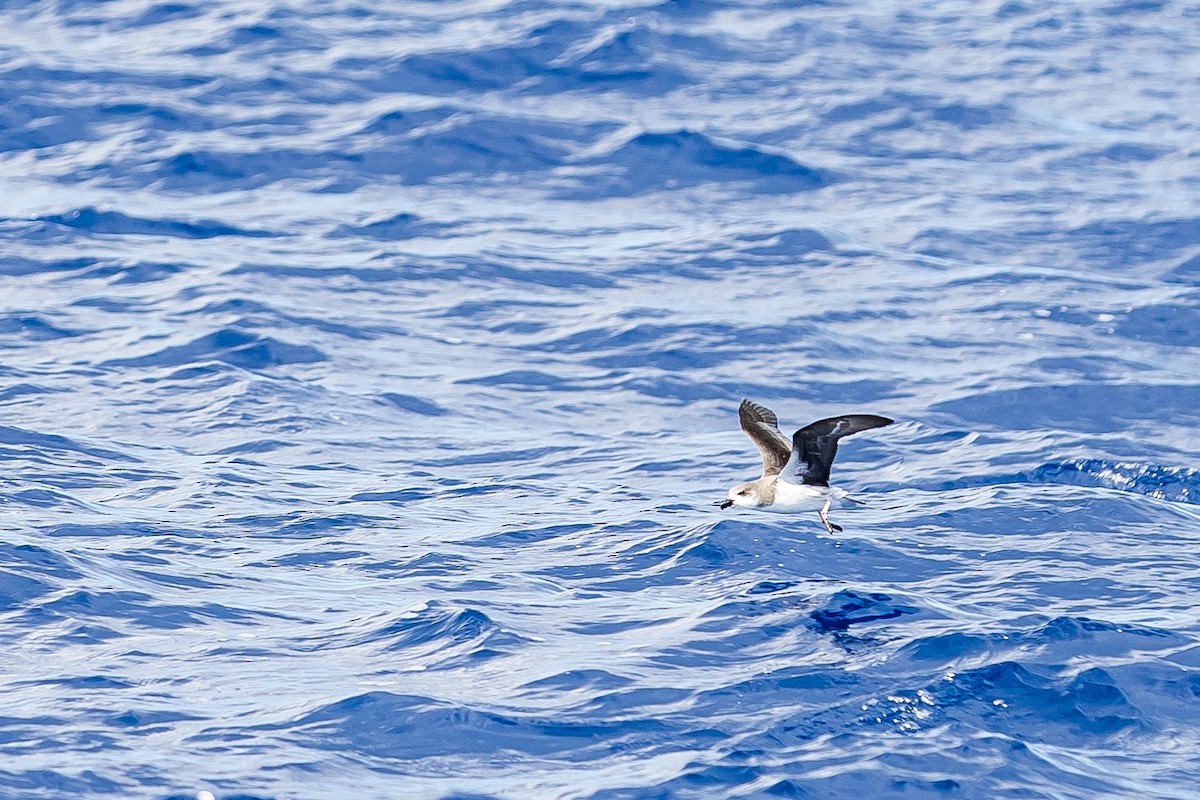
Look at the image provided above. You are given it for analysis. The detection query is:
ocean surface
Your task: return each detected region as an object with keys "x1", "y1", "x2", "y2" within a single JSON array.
[{"x1": 4, "y1": 1, "x2": 1200, "y2": 798}]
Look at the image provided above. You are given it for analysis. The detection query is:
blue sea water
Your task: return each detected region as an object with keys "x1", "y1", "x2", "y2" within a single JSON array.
[{"x1": 4, "y1": 0, "x2": 1200, "y2": 797}]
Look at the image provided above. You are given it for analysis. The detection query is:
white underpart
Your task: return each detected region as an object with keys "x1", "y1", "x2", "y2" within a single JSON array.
[
  {"x1": 763, "y1": 480, "x2": 847, "y2": 512},
  {"x1": 725, "y1": 478, "x2": 850, "y2": 513}
]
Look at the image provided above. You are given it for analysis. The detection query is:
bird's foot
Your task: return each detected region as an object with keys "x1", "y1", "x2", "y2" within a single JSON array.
[{"x1": 818, "y1": 498, "x2": 842, "y2": 534}]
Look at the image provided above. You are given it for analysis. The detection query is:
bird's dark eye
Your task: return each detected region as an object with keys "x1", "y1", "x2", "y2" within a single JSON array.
[{"x1": 737, "y1": 490, "x2": 748, "y2": 496}]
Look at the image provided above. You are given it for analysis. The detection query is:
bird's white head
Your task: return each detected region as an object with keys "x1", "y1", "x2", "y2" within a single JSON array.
[{"x1": 719, "y1": 481, "x2": 763, "y2": 509}]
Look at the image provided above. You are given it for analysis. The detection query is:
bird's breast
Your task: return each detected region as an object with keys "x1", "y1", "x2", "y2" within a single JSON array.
[{"x1": 767, "y1": 481, "x2": 840, "y2": 511}]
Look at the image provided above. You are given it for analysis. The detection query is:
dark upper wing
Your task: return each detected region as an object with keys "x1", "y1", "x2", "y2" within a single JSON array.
[
  {"x1": 782, "y1": 414, "x2": 893, "y2": 486},
  {"x1": 738, "y1": 398, "x2": 792, "y2": 477}
]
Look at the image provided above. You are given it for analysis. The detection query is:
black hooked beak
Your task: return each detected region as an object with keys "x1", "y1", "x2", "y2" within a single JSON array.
[{"x1": 717, "y1": 499, "x2": 733, "y2": 509}]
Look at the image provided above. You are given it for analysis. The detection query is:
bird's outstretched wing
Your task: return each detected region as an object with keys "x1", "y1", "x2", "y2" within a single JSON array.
[
  {"x1": 738, "y1": 398, "x2": 792, "y2": 477},
  {"x1": 782, "y1": 414, "x2": 893, "y2": 486}
]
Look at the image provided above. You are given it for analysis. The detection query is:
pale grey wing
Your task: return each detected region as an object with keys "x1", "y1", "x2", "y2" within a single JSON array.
[
  {"x1": 738, "y1": 398, "x2": 792, "y2": 477},
  {"x1": 780, "y1": 414, "x2": 894, "y2": 487}
]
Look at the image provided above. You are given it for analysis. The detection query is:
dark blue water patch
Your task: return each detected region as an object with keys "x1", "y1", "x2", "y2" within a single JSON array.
[
  {"x1": 472, "y1": 523, "x2": 594, "y2": 547},
  {"x1": 895, "y1": 491, "x2": 1166, "y2": 538},
  {"x1": 0, "y1": 543, "x2": 82, "y2": 582},
  {"x1": 100, "y1": 328, "x2": 325, "y2": 371},
  {"x1": 348, "y1": 488, "x2": 432, "y2": 504},
  {"x1": 20, "y1": 590, "x2": 277, "y2": 631},
  {"x1": 586, "y1": 347, "x2": 729, "y2": 371},
  {"x1": 692, "y1": 668, "x2": 865, "y2": 732},
  {"x1": 348, "y1": 15, "x2": 698, "y2": 97},
  {"x1": 104, "y1": 708, "x2": 206, "y2": 734},
  {"x1": 736, "y1": 228, "x2": 835, "y2": 257},
  {"x1": 567, "y1": 615, "x2": 677, "y2": 638},
  {"x1": 650, "y1": 0, "x2": 733, "y2": 17},
  {"x1": 931, "y1": 383, "x2": 1200, "y2": 433},
  {"x1": 559, "y1": 319, "x2": 873, "y2": 369},
  {"x1": 379, "y1": 392, "x2": 449, "y2": 416},
  {"x1": 357, "y1": 105, "x2": 469, "y2": 141},
  {"x1": 1029, "y1": 354, "x2": 1144, "y2": 382},
  {"x1": 1029, "y1": 616, "x2": 1186, "y2": 663},
  {"x1": 534, "y1": 525, "x2": 729, "y2": 589},
  {"x1": 0, "y1": 383, "x2": 58, "y2": 403},
  {"x1": 1059, "y1": 216, "x2": 1200, "y2": 270},
  {"x1": 224, "y1": 512, "x2": 386, "y2": 540},
  {"x1": 141, "y1": 147, "x2": 344, "y2": 192},
  {"x1": 338, "y1": 112, "x2": 611, "y2": 188},
  {"x1": 1100, "y1": 0, "x2": 1168, "y2": 14},
  {"x1": 581, "y1": 685, "x2": 695, "y2": 719},
  {"x1": 566, "y1": 130, "x2": 833, "y2": 198},
  {"x1": 122, "y1": 2, "x2": 202, "y2": 27},
  {"x1": 0, "y1": 713, "x2": 75, "y2": 750},
  {"x1": 122, "y1": 567, "x2": 226, "y2": 591},
  {"x1": 0, "y1": 98, "x2": 96, "y2": 152},
  {"x1": 821, "y1": 89, "x2": 1011, "y2": 131},
  {"x1": 1165, "y1": 251, "x2": 1200, "y2": 284},
  {"x1": 46, "y1": 521, "x2": 187, "y2": 539},
  {"x1": 0, "y1": 570, "x2": 55, "y2": 612},
  {"x1": 74, "y1": 259, "x2": 190, "y2": 285},
  {"x1": 1028, "y1": 459, "x2": 1200, "y2": 503},
  {"x1": 436, "y1": 298, "x2": 582, "y2": 327},
  {"x1": 360, "y1": 604, "x2": 529, "y2": 661},
  {"x1": 355, "y1": 28, "x2": 575, "y2": 94},
  {"x1": 620, "y1": 375, "x2": 898, "y2": 405},
  {"x1": 182, "y1": 11, "x2": 329, "y2": 56},
  {"x1": 443, "y1": 258, "x2": 618, "y2": 290},
  {"x1": 27, "y1": 207, "x2": 276, "y2": 239},
  {"x1": 282, "y1": 691, "x2": 672, "y2": 761},
  {"x1": 808, "y1": 590, "x2": 920, "y2": 633},
  {"x1": 328, "y1": 212, "x2": 454, "y2": 241},
  {"x1": 747, "y1": 579, "x2": 804, "y2": 595},
  {"x1": 0, "y1": 254, "x2": 103, "y2": 277},
  {"x1": 626, "y1": 458, "x2": 693, "y2": 474},
  {"x1": 0, "y1": 313, "x2": 85, "y2": 341},
  {"x1": 537, "y1": 29, "x2": 698, "y2": 95},
  {"x1": 521, "y1": 670, "x2": 634, "y2": 695},
  {"x1": 232, "y1": 257, "x2": 614, "y2": 290},
  {"x1": 246, "y1": 549, "x2": 370, "y2": 570},
  {"x1": 892, "y1": 616, "x2": 1185, "y2": 677},
  {"x1": 456, "y1": 369, "x2": 589, "y2": 392},
  {"x1": 0, "y1": 768, "x2": 125, "y2": 796},
  {"x1": 2, "y1": 487, "x2": 95, "y2": 510},
  {"x1": 0, "y1": 426, "x2": 137, "y2": 463},
  {"x1": 533, "y1": 321, "x2": 823, "y2": 365},
  {"x1": 652, "y1": 602, "x2": 830, "y2": 668},
  {"x1": 0, "y1": 60, "x2": 202, "y2": 92},
  {"x1": 1113, "y1": 301, "x2": 1200, "y2": 347},
  {"x1": 212, "y1": 439, "x2": 293, "y2": 455},
  {"x1": 819, "y1": 88, "x2": 936, "y2": 127},
  {"x1": 198, "y1": 301, "x2": 381, "y2": 342},
  {"x1": 95, "y1": 97, "x2": 214, "y2": 137},
  {"x1": 14, "y1": 674, "x2": 133, "y2": 691},
  {"x1": 606, "y1": 731, "x2": 1102, "y2": 800},
  {"x1": 697, "y1": 594, "x2": 817, "y2": 630},
  {"x1": 356, "y1": 552, "x2": 475, "y2": 580},
  {"x1": 926, "y1": 661, "x2": 1146, "y2": 737},
  {"x1": 741, "y1": 665, "x2": 1148, "y2": 764},
  {"x1": 1047, "y1": 142, "x2": 1171, "y2": 169},
  {"x1": 929, "y1": 100, "x2": 1010, "y2": 130},
  {"x1": 0, "y1": 60, "x2": 213, "y2": 152}
]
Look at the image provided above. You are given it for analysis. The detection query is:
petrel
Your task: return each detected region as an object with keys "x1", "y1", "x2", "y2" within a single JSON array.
[{"x1": 719, "y1": 399, "x2": 893, "y2": 533}]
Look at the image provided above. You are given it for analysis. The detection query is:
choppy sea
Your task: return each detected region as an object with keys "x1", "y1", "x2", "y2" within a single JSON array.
[{"x1": 4, "y1": 1, "x2": 1200, "y2": 798}]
